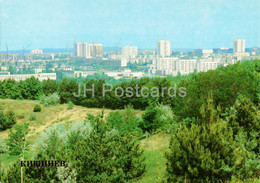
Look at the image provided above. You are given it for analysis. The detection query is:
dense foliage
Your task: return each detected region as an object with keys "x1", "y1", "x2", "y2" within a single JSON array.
[
  {"x1": 165, "y1": 96, "x2": 260, "y2": 182},
  {"x1": 33, "y1": 104, "x2": 42, "y2": 112},
  {"x1": 0, "y1": 110, "x2": 17, "y2": 131},
  {"x1": 2, "y1": 115, "x2": 146, "y2": 182},
  {"x1": 0, "y1": 61, "x2": 258, "y2": 114}
]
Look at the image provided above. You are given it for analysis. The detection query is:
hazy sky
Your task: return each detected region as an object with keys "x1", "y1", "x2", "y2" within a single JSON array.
[{"x1": 1, "y1": 0, "x2": 260, "y2": 50}]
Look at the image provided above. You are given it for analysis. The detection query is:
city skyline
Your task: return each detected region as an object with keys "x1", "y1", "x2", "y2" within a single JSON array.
[{"x1": 1, "y1": 0, "x2": 260, "y2": 50}]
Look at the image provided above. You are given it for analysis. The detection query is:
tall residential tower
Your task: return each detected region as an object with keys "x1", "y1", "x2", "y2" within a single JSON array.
[
  {"x1": 233, "y1": 39, "x2": 245, "y2": 53},
  {"x1": 157, "y1": 40, "x2": 171, "y2": 57},
  {"x1": 74, "y1": 41, "x2": 103, "y2": 58}
]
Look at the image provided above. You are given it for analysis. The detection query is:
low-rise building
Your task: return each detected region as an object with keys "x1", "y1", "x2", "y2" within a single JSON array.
[{"x1": 0, "y1": 73, "x2": 56, "y2": 81}]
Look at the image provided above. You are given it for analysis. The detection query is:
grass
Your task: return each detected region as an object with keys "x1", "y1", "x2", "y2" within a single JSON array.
[
  {"x1": 0, "y1": 99, "x2": 113, "y2": 139},
  {"x1": 136, "y1": 133, "x2": 170, "y2": 183},
  {"x1": 0, "y1": 99, "x2": 115, "y2": 170},
  {"x1": 0, "y1": 99, "x2": 171, "y2": 182}
]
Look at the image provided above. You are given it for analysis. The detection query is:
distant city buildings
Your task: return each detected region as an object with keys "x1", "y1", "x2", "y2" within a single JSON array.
[
  {"x1": 90, "y1": 43, "x2": 103, "y2": 58},
  {"x1": 31, "y1": 49, "x2": 43, "y2": 54},
  {"x1": 122, "y1": 46, "x2": 138, "y2": 59},
  {"x1": 74, "y1": 41, "x2": 103, "y2": 58},
  {"x1": 1, "y1": 38, "x2": 260, "y2": 80},
  {"x1": 157, "y1": 40, "x2": 171, "y2": 57},
  {"x1": 149, "y1": 57, "x2": 219, "y2": 76},
  {"x1": 0, "y1": 73, "x2": 56, "y2": 81},
  {"x1": 202, "y1": 49, "x2": 213, "y2": 57},
  {"x1": 233, "y1": 39, "x2": 245, "y2": 53}
]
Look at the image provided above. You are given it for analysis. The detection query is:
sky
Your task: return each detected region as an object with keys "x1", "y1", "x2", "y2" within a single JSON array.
[{"x1": 0, "y1": 0, "x2": 260, "y2": 50}]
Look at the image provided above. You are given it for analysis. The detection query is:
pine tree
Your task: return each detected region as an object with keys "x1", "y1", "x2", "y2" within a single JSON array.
[
  {"x1": 69, "y1": 112, "x2": 146, "y2": 182},
  {"x1": 166, "y1": 96, "x2": 246, "y2": 182}
]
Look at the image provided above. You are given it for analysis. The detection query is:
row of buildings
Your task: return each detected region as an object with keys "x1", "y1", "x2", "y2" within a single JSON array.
[
  {"x1": 0, "y1": 72, "x2": 56, "y2": 81},
  {"x1": 74, "y1": 42, "x2": 103, "y2": 58},
  {"x1": 148, "y1": 57, "x2": 221, "y2": 76}
]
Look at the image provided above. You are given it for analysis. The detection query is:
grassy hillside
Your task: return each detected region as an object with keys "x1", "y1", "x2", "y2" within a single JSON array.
[
  {"x1": 0, "y1": 99, "x2": 114, "y2": 138},
  {"x1": 0, "y1": 99, "x2": 170, "y2": 183}
]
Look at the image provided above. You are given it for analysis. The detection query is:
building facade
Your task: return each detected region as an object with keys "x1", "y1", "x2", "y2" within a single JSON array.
[
  {"x1": 157, "y1": 40, "x2": 171, "y2": 57},
  {"x1": 0, "y1": 73, "x2": 56, "y2": 82},
  {"x1": 31, "y1": 49, "x2": 43, "y2": 54},
  {"x1": 74, "y1": 42, "x2": 103, "y2": 58},
  {"x1": 233, "y1": 39, "x2": 245, "y2": 53},
  {"x1": 122, "y1": 46, "x2": 138, "y2": 59}
]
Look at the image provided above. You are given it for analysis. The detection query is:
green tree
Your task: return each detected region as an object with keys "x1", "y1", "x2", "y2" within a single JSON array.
[
  {"x1": 42, "y1": 78, "x2": 58, "y2": 96},
  {"x1": 20, "y1": 77, "x2": 43, "y2": 100},
  {"x1": 227, "y1": 96, "x2": 260, "y2": 179},
  {"x1": 69, "y1": 113, "x2": 146, "y2": 182},
  {"x1": 165, "y1": 97, "x2": 246, "y2": 182},
  {"x1": 7, "y1": 123, "x2": 30, "y2": 155},
  {"x1": 58, "y1": 78, "x2": 78, "y2": 104}
]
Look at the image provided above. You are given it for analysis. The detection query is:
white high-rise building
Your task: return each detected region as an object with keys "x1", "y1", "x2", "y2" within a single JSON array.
[
  {"x1": 233, "y1": 39, "x2": 245, "y2": 53},
  {"x1": 90, "y1": 43, "x2": 103, "y2": 58},
  {"x1": 74, "y1": 42, "x2": 103, "y2": 58},
  {"x1": 74, "y1": 42, "x2": 91, "y2": 58},
  {"x1": 31, "y1": 49, "x2": 43, "y2": 54},
  {"x1": 122, "y1": 46, "x2": 138, "y2": 59},
  {"x1": 157, "y1": 40, "x2": 171, "y2": 57}
]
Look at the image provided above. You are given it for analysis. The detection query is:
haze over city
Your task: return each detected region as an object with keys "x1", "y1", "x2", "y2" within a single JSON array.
[{"x1": 1, "y1": 0, "x2": 260, "y2": 50}]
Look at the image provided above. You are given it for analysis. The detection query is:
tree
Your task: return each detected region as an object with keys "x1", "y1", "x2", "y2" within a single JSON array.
[
  {"x1": 69, "y1": 113, "x2": 146, "y2": 182},
  {"x1": 228, "y1": 96, "x2": 259, "y2": 137},
  {"x1": 165, "y1": 97, "x2": 246, "y2": 182},
  {"x1": 58, "y1": 78, "x2": 78, "y2": 104},
  {"x1": 7, "y1": 123, "x2": 30, "y2": 156},
  {"x1": 42, "y1": 78, "x2": 58, "y2": 96},
  {"x1": 20, "y1": 77, "x2": 43, "y2": 100},
  {"x1": 7, "y1": 123, "x2": 30, "y2": 183},
  {"x1": 227, "y1": 96, "x2": 260, "y2": 178}
]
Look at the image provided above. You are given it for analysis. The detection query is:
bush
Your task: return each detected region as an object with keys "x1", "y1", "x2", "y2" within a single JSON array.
[
  {"x1": 0, "y1": 111, "x2": 17, "y2": 131},
  {"x1": 39, "y1": 93, "x2": 60, "y2": 107},
  {"x1": 29, "y1": 113, "x2": 36, "y2": 121},
  {"x1": 33, "y1": 104, "x2": 41, "y2": 112},
  {"x1": 0, "y1": 137, "x2": 8, "y2": 153},
  {"x1": 106, "y1": 105, "x2": 143, "y2": 135},
  {"x1": 140, "y1": 103, "x2": 174, "y2": 133},
  {"x1": 67, "y1": 101, "x2": 74, "y2": 110}
]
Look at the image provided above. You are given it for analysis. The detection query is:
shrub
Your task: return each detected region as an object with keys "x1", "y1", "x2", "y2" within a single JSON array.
[
  {"x1": 0, "y1": 111, "x2": 17, "y2": 131},
  {"x1": 140, "y1": 103, "x2": 174, "y2": 133},
  {"x1": 0, "y1": 137, "x2": 8, "y2": 153},
  {"x1": 67, "y1": 101, "x2": 74, "y2": 110},
  {"x1": 39, "y1": 93, "x2": 60, "y2": 107},
  {"x1": 106, "y1": 105, "x2": 143, "y2": 135},
  {"x1": 33, "y1": 104, "x2": 41, "y2": 112},
  {"x1": 29, "y1": 113, "x2": 36, "y2": 121}
]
